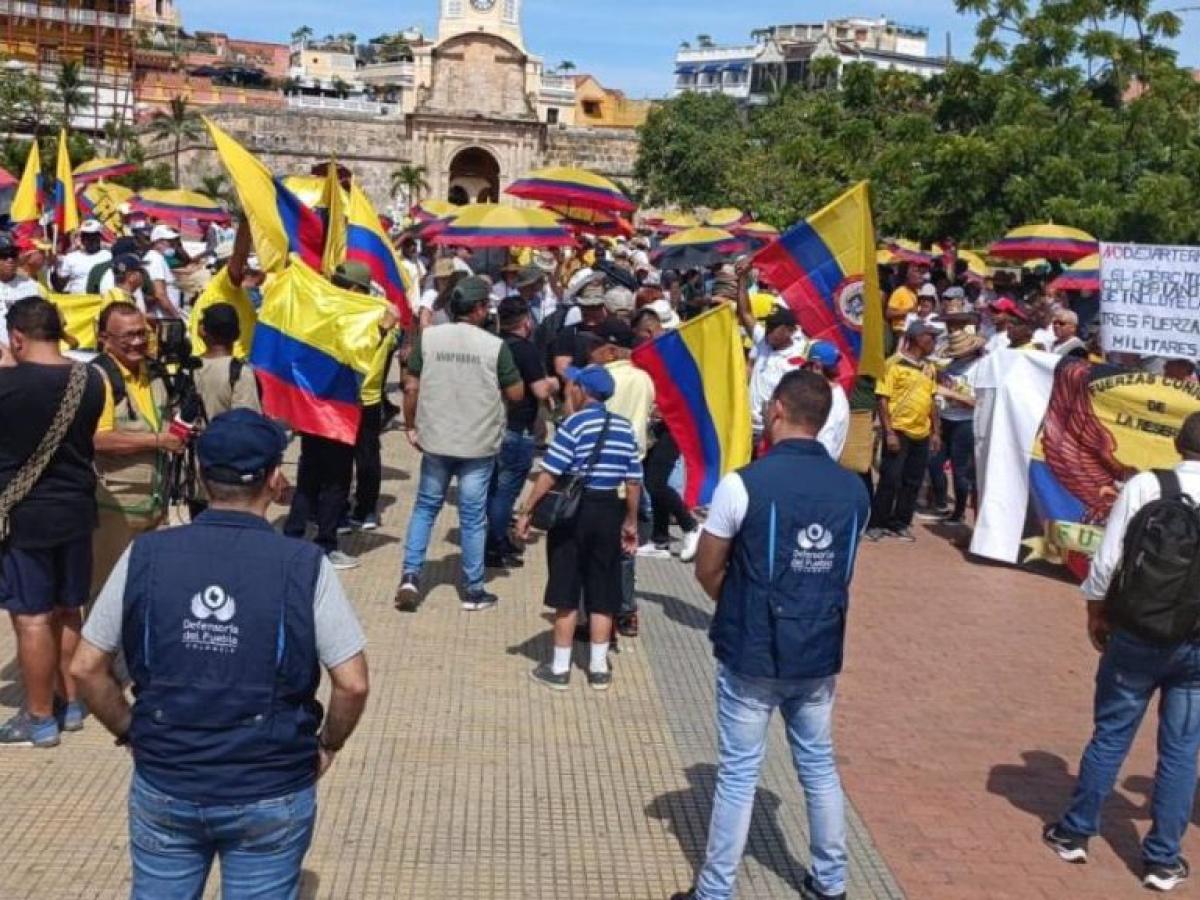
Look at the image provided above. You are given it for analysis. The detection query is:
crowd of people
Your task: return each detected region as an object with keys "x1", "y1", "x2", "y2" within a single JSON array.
[{"x1": 0, "y1": 204, "x2": 1198, "y2": 900}]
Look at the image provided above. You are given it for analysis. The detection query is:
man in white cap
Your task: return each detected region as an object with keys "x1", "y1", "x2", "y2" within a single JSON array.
[
  {"x1": 53, "y1": 219, "x2": 111, "y2": 295},
  {"x1": 142, "y1": 225, "x2": 184, "y2": 319}
]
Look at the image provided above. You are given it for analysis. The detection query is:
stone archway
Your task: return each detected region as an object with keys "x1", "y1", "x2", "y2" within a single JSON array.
[{"x1": 447, "y1": 146, "x2": 501, "y2": 204}]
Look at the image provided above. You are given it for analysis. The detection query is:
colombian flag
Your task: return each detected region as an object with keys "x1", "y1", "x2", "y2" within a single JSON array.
[
  {"x1": 319, "y1": 161, "x2": 347, "y2": 276},
  {"x1": 347, "y1": 183, "x2": 412, "y2": 322},
  {"x1": 250, "y1": 258, "x2": 391, "y2": 444},
  {"x1": 52, "y1": 130, "x2": 80, "y2": 238},
  {"x1": 49, "y1": 292, "x2": 105, "y2": 350},
  {"x1": 632, "y1": 304, "x2": 752, "y2": 506},
  {"x1": 10, "y1": 139, "x2": 44, "y2": 240},
  {"x1": 205, "y1": 118, "x2": 325, "y2": 273},
  {"x1": 754, "y1": 182, "x2": 885, "y2": 388}
]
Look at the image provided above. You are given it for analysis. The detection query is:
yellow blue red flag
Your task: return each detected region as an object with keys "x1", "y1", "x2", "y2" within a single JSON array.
[
  {"x1": 319, "y1": 161, "x2": 347, "y2": 277},
  {"x1": 250, "y1": 257, "x2": 390, "y2": 444},
  {"x1": 632, "y1": 304, "x2": 751, "y2": 506},
  {"x1": 347, "y1": 183, "x2": 412, "y2": 322},
  {"x1": 754, "y1": 181, "x2": 885, "y2": 386},
  {"x1": 53, "y1": 130, "x2": 80, "y2": 238},
  {"x1": 49, "y1": 291, "x2": 105, "y2": 350},
  {"x1": 10, "y1": 139, "x2": 43, "y2": 240},
  {"x1": 205, "y1": 118, "x2": 325, "y2": 273}
]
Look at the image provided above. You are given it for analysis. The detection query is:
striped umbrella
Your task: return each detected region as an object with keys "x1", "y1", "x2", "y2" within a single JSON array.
[
  {"x1": 881, "y1": 238, "x2": 934, "y2": 266},
  {"x1": 0, "y1": 167, "x2": 17, "y2": 190},
  {"x1": 428, "y1": 204, "x2": 574, "y2": 248},
  {"x1": 734, "y1": 221, "x2": 779, "y2": 250},
  {"x1": 73, "y1": 157, "x2": 137, "y2": 185},
  {"x1": 705, "y1": 207, "x2": 750, "y2": 229},
  {"x1": 505, "y1": 166, "x2": 635, "y2": 214},
  {"x1": 1048, "y1": 253, "x2": 1099, "y2": 293},
  {"x1": 649, "y1": 211, "x2": 701, "y2": 235},
  {"x1": 77, "y1": 182, "x2": 133, "y2": 239},
  {"x1": 546, "y1": 204, "x2": 633, "y2": 238},
  {"x1": 989, "y1": 223, "x2": 1097, "y2": 263},
  {"x1": 653, "y1": 226, "x2": 745, "y2": 269},
  {"x1": 410, "y1": 199, "x2": 458, "y2": 224},
  {"x1": 958, "y1": 249, "x2": 991, "y2": 282},
  {"x1": 130, "y1": 189, "x2": 231, "y2": 228}
]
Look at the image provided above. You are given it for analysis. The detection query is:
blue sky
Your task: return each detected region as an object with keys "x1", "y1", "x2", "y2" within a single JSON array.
[{"x1": 184, "y1": 0, "x2": 1200, "y2": 99}]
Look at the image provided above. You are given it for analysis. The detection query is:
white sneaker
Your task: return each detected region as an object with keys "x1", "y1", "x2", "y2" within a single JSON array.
[
  {"x1": 327, "y1": 551, "x2": 360, "y2": 571},
  {"x1": 636, "y1": 543, "x2": 672, "y2": 559},
  {"x1": 679, "y1": 529, "x2": 702, "y2": 563}
]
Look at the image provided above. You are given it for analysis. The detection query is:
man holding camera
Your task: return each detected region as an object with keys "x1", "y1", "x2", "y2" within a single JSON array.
[{"x1": 90, "y1": 302, "x2": 182, "y2": 596}]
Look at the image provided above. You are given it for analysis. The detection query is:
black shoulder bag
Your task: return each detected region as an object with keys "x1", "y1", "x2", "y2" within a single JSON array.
[{"x1": 531, "y1": 414, "x2": 611, "y2": 532}]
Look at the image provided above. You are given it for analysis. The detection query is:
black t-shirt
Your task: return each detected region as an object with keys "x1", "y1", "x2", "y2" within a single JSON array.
[
  {"x1": 553, "y1": 323, "x2": 592, "y2": 370},
  {"x1": 504, "y1": 333, "x2": 546, "y2": 433},
  {"x1": 0, "y1": 363, "x2": 106, "y2": 548}
]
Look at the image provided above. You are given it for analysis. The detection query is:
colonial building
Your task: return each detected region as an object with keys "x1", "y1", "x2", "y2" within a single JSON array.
[{"x1": 165, "y1": 0, "x2": 641, "y2": 212}]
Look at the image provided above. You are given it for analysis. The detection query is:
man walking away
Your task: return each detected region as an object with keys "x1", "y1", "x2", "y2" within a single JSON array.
[
  {"x1": 71, "y1": 409, "x2": 369, "y2": 899},
  {"x1": 398, "y1": 276, "x2": 525, "y2": 612},
  {"x1": 194, "y1": 303, "x2": 261, "y2": 420},
  {"x1": 0, "y1": 298, "x2": 105, "y2": 747},
  {"x1": 674, "y1": 370, "x2": 869, "y2": 900},
  {"x1": 1044, "y1": 412, "x2": 1200, "y2": 893},
  {"x1": 866, "y1": 321, "x2": 940, "y2": 542}
]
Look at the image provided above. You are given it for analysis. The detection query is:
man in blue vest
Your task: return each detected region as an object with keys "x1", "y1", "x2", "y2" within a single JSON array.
[
  {"x1": 673, "y1": 370, "x2": 870, "y2": 900},
  {"x1": 70, "y1": 408, "x2": 370, "y2": 899}
]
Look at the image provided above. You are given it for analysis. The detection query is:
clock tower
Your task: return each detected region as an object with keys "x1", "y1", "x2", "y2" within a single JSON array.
[{"x1": 437, "y1": 0, "x2": 524, "y2": 50}]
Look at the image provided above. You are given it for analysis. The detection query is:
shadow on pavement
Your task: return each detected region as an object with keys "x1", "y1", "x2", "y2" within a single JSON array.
[
  {"x1": 0, "y1": 656, "x2": 22, "y2": 710},
  {"x1": 987, "y1": 749, "x2": 1145, "y2": 876},
  {"x1": 639, "y1": 590, "x2": 711, "y2": 632},
  {"x1": 299, "y1": 869, "x2": 319, "y2": 899},
  {"x1": 646, "y1": 763, "x2": 809, "y2": 894}
]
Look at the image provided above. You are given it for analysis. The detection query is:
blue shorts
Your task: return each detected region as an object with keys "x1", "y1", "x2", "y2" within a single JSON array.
[{"x1": 0, "y1": 535, "x2": 92, "y2": 616}]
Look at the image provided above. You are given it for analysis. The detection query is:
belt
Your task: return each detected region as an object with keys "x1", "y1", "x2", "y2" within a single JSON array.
[{"x1": 582, "y1": 488, "x2": 620, "y2": 499}]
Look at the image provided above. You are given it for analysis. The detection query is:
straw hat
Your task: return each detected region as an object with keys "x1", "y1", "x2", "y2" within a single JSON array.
[{"x1": 945, "y1": 330, "x2": 986, "y2": 359}]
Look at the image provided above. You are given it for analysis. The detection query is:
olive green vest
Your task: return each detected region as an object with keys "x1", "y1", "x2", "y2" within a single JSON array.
[{"x1": 94, "y1": 359, "x2": 170, "y2": 517}]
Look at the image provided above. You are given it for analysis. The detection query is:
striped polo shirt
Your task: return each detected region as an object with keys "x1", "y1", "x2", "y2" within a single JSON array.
[{"x1": 542, "y1": 403, "x2": 644, "y2": 491}]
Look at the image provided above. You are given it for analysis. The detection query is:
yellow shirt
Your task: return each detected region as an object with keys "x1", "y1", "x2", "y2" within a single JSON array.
[
  {"x1": 188, "y1": 268, "x2": 257, "y2": 359},
  {"x1": 96, "y1": 358, "x2": 162, "y2": 433},
  {"x1": 887, "y1": 286, "x2": 918, "y2": 331},
  {"x1": 605, "y1": 359, "x2": 656, "y2": 455},
  {"x1": 876, "y1": 355, "x2": 936, "y2": 440},
  {"x1": 360, "y1": 331, "x2": 396, "y2": 406}
]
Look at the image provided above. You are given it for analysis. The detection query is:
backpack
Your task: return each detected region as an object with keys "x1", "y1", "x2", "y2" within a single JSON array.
[
  {"x1": 86, "y1": 260, "x2": 114, "y2": 295},
  {"x1": 1105, "y1": 470, "x2": 1200, "y2": 645}
]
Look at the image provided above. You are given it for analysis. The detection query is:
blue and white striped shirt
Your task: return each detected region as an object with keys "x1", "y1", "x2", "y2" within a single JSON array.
[{"x1": 542, "y1": 403, "x2": 643, "y2": 491}]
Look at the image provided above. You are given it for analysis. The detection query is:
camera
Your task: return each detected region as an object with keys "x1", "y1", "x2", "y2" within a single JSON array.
[{"x1": 146, "y1": 319, "x2": 206, "y2": 511}]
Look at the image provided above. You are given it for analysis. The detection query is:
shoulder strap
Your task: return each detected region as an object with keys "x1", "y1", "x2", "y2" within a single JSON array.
[
  {"x1": 581, "y1": 413, "x2": 611, "y2": 478},
  {"x1": 1154, "y1": 469, "x2": 1182, "y2": 500},
  {"x1": 92, "y1": 353, "x2": 127, "y2": 408},
  {"x1": 0, "y1": 364, "x2": 89, "y2": 541},
  {"x1": 228, "y1": 357, "x2": 244, "y2": 391}
]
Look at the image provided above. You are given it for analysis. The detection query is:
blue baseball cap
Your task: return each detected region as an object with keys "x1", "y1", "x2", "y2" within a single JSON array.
[
  {"x1": 808, "y1": 341, "x2": 842, "y2": 369},
  {"x1": 564, "y1": 364, "x2": 616, "y2": 402},
  {"x1": 197, "y1": 409, "x2": 288, "y2": 484}
]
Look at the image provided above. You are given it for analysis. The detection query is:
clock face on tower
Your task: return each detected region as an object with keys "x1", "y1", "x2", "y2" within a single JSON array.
[{"x1": 471, "y1": 0, "x2": 496, "y2": 9}]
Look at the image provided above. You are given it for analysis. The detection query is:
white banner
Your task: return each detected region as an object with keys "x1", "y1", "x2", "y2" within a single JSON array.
[{"x1": 1099, "y1": 242, "x2": 1200, "y2": 359}]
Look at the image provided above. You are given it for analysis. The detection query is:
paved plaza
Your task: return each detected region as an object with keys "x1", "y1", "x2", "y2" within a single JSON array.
[{"x1": 0, "y1": 426, "x2": 1193, "y2": 899}]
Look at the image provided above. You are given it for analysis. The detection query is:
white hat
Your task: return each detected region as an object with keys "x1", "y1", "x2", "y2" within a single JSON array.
[
  {"x1": 79, "y1": 219, "x2": 104, "y2": 235},
  {"x1": 632, "y1": 250, "x2": 651, "y2": 271},
  {"x1": 604, "y1": 286, "x2": 635, "y2": 315},
  {"x1": 642, "y1": 270, "x2": 662, "y2": 288},
  {"x1": 565, "y1": 267, "x2": 600, "y2": 300},
  {"x1": 647, "y1": 298, "x2": 681, "y2": 330},
  {"x1": 918, "y1": 283, "x2": 938, "y2": 299},
  {"x1": 150, "y1": 224, "x2": 179, "y2": 242},
  {"x1": 451, "y1": 257, "x2": 472, "y2": 275}
]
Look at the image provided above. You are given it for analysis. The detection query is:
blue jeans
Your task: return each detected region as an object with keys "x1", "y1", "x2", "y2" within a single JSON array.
[
  {"x1": 1060, "y1": 630, "x2": 1200, "y2": 866},
  {"x1": 486, "y1": 430, "x2": 536, "y2": 550},
  {"x1": 128, "y1": 772, "x2": 316, "y2": 900},
  {"x1": 695, "y1": 664, "x2": 847, "y2": 899},
  {"x1": 928, "y1": 417, "x2": 975, "y2": 517},
  {"x1": 402, "y1": 452, "x2": 495, "y2": 592}
]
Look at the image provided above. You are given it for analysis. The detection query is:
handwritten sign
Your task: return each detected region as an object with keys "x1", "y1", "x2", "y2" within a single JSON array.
[{"x1": 1099, "y1": 242, "x2": 1200, "y2": 360}]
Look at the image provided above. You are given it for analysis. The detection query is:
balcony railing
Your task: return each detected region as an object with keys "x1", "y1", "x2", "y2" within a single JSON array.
[
  {"x1": 285, "y1": 94, "x2": 401, "y2": 118},
  {"x1": 6, "y1": 1, "x2": 132, "y2": 28}
]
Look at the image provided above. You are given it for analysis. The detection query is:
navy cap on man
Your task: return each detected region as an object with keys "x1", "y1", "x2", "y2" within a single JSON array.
[
  {"x1": 197, "y1": 409, "x2": 288, "y2": 484},
  {"x1": 563, "y1": 364, "x2": 615, "y2": 402}
]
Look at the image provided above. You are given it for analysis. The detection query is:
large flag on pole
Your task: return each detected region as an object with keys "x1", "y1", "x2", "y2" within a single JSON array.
[
  {"x1": 53, "y1": 130, "x2": 80, "y2": 238},
  {"x1": 754, "y1": 181, "x2": 885, "y2": 388},
  {"x1": 347, "y1": 183, "x2": 412, "y2": 322},
  {"x1": 204, "y1": 118, "x2": 325, "y2": 273},
  {"x1": 250, "y1": 257, "x2": 391, "y2": 444},
  {"x1": 10, "y1": 140, "x2": 44, "y2": 240},
  {"x1": 632, "y1": 304, "x2": 752, "y2": 506},
  {"x1": 319, "y1": 160, "x2": 346, "y2": 276}
]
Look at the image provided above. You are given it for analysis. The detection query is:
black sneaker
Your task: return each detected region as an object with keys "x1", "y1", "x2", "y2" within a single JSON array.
[
  {"x1": 485, "y1": 551, "x2": 524, "y2": 569},
  {"x1": 801, "y1": 873, "x2": 846, "y2": 900},
  {"x1": 530, "y1": 663, "x2": 570, "y2": 691},
  {"x1": 587, "y1": 669, "x2": 612, "y2": 691},
  {"x1": 462, "y1": 588, "x2": 498, "y2": 612},
  {"x1": 394, "y1": 572, "x2": 420, "y2": 611},
  {"x1": 915, "y1": 504, "x2": 951, "y2": 521},
  {"x1": 1042, "y1": 823, "x2": 1089, "y2": 863},
  {"x1": 1145, "y1": 858, "x2": 1190, "y2": 892},
  {"x1": 668, "y1": 891, "x2": 696, "y2": 900}
]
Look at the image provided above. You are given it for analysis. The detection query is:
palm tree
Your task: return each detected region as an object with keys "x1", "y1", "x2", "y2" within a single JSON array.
[
  {"x1": 197, "y1": 173, "x2": 230, "y2": 203},
  {"x1": 51, "y1": 60, "x2": 91, "y2": 130},
  {"x1": 557, "y1": 60, "x2": 577, "y2": 74},
  {"x1": 697, "y1": 34, "x2": 715, "y2": 48},
  {"x1": 147, "y1": 96, "x2": 203, "y2": 186},
  {"x1": 291, "y1": 25, "x2": 313, "y2": 46},
  {"x1": 390, "y1": 164, "x2": 429, "y2": 209},
  {"x1": 330, "y1": 76, "x2": 351, "y2": 99},
  {"x1": 102, "y1": 117, "x2": 136, "y2": 156}
]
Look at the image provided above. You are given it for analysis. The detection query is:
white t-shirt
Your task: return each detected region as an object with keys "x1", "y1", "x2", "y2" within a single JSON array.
[
  {"x1": 399, "y1": 257, "x2": 425, "y2": 300},
  {"x1": 0, "y1": 274, "x2": 45, "y2": 345},
  {"x1": 57, "y1": 248, "x2": 111, "y2": 294},
  {"x1": 749, "y1": 329, "x2": 809, "y2": 431},
  {"x1": 985, "y1": 331, "x2": 1010, "y2": 354},
  {"x1": 142, "y1": 248, "x2": 180, "y2": 310},
  {"x1": 1032, "y1": 327, "x2": 1055, "y2": 352},
  {"x1": 418, "y1": 287, "x2": 439, "y2": 313},
  {"x1": 817, "y1": 383, "x2": 850, "y2": 461},
  {"x1": 704, "y1": 472, "x2": 750, "y2": 539}
]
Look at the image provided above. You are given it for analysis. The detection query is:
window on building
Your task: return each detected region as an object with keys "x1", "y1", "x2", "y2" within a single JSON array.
[
  {"x1": 446, "y1": 0, "x2": 463, "y2": 16},
  {"x1": 39, "y1": 45, "x2": 60, "y2": 66},
  {"x1": 83, "y1": 47, "x2": 103, "y2": 69},
  {"x1": 155, "y1": 0, "x2": 164, "y2": 16},
  {"x1": 503, "y1": 0, "x2": 518, "y2": 22},
  {"x1": 546, "y1": 107, "x2": 559, "y2": 124},
  {"x1": 582, "y1": 100, "x2": 601, "y2": 117}
]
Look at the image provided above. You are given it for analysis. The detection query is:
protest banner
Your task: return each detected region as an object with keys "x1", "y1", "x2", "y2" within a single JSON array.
[
  {"x1": 971, "y1": 349, "x2": 1200, "y2": 579},
  {"x1": 1099, "y1": 242, "x2": 1200, "y2": 360}
]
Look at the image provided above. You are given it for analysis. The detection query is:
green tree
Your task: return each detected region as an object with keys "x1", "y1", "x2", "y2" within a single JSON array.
[
  {"x1": 146, "y1": 96, "x2": 203, "y2": 186},
  {"x1": 330, "y1": 76, "x2": 351, "y2": 99},
  {"x1": 291, "y1": 25, "x2": 313, "y2": 45},
  {"x1": 0, "y1": 68, "x2": 51, "y2": 137},
  {"x1": 557, "y1": 60, "x2": 576, "y2": 74},
  {"x1": 391, "y1": 163, "x2": 430, "y2": 208},
  {"x1": 50, "y1": 60, "x2": 92, "y2": 130}
]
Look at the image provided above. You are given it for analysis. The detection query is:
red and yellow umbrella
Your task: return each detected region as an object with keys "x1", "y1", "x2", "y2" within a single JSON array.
[
  {"x1": 546, "y1": 204, "x2": 633, "y2": 238},
  {"x1": 653, "y1": 226, "x2": 744, "y2": 269},
  {"x1": 734, "y1": 221, "x2": 779, "y2": 250},
  {"x1": 989, "y1": 223, "x2": 1097, "y2": 263},
  {"x1": 0, "y1": 167, "x2": 17, "y2": 190},
  {"x1": 1048, "y1": 253, "x2": 1100, "y2": 293},
  {"x1": 705, "y1": 207, "x2": 750, "y2": 229},
  {"x1": 428, "y1": 204, "x2": 574, "y2": 249},
  {"x1": 505, "y1": 166, "x2": 635, "y2": 214},
  {"x1": 648, "y1": 211, "x2": 701, "y2": 235},
  {"x1": 73, "y1": 157, "x2": 138, "y2": 185},
  {"x1": 78, "y1": 182, "x2": 133, "y2": 239},
  {"x1": 880, "y1": 239, "x2": 934, "y2": 266},
  {"x1": 410, "y1": 199, "x2": 458, "y2": 224},
  {"x1": 130, "y1": 188, "x2": 231, "y2": 226}
]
